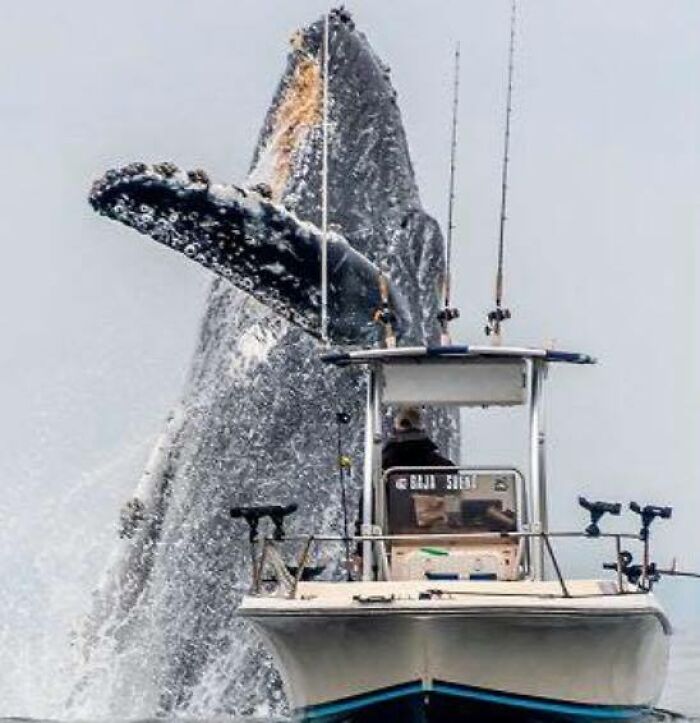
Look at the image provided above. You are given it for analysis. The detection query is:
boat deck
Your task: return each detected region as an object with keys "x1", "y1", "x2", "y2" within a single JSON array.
[{"x1": 239, "y1": 579, "x2": 670, "y2": 629}]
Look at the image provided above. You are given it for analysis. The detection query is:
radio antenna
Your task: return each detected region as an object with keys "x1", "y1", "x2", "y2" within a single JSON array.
[
  {"x1": 320, "y1": 12, "x2": 330, "y2": 345},
  {"x1": 439, "y1": 42, "x2": 461, "y2": 345},
  {"x1": 485, "y1": 0, "x2": 517, "y2": 344}
]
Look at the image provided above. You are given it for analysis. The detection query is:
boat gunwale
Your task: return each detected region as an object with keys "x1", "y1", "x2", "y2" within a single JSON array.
[{"x1": 238, "y1": 601, "x2": 672, "y2": 634}]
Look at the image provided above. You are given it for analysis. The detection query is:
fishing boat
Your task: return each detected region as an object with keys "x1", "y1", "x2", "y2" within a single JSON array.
[
  {"x1": 231, "y1": 6, "x2": 676, "y2": 720},
  {"x1": 235, "y1": 344, "x2": 672, "y2": 722}
]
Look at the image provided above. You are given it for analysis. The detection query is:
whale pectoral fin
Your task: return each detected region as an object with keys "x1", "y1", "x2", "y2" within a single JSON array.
[{"x1": 90, "y1": 163, "x2": 407, "y2": 345}]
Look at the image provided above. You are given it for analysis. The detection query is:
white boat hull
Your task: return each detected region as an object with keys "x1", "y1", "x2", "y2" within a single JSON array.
[{"x1": 239, "y1": 580, "x2": 670, "y2": 721}]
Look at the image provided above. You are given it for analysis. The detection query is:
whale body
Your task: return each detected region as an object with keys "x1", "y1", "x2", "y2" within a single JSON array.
[{"x1": 73, "y1": 10, "x2": 459, "y2": 716}]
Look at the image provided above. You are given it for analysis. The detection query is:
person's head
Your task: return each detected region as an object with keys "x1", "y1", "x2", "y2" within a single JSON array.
[{"x1": 394, "y1": 406, "x2": 422, "y2": 432}]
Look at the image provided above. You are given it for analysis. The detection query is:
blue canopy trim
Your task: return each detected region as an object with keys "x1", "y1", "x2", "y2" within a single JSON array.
[{"x1": 322, "y1": 344, "x2": 596, "y2": 367}]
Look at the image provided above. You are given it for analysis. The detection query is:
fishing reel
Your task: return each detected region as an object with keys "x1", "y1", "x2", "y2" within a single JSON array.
[
  {"x1": 437, "y1": 306, "x2": 460, "y2": 325},
  {"x1": 373, "y1": 275, "x2": 397, "y2": 348},
  {"x1": 484, "y1": 306, "x2": 511, "y2": 337},
  {"x1": 438, "y1": 306, "x2": 460, "y2": 345},
  {"x1": 578, "y1": 496, "x2": 621, "y2": 537},
  {"x1": 373, "y1": 305, "x2": 396, "y2": 326},
  {"x1": 230, "y1": 503, "x2": 298, "y2": 543},
  {"x1": 602, "y1": 551, "x2": 660, "y2": 590}
]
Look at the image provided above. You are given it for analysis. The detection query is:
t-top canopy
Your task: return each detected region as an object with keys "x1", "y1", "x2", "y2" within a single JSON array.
[
  {"x1": 321, "y1": 344, "x2": 596, "y2": 367},
  {"x1": 322, "y1": 345, "x2": 595, "y2": 407}
]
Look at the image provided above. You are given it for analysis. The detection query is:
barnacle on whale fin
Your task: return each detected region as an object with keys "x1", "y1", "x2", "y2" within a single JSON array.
[{"x1": 187, "y1": 168, "x2": 210, "y2": 187}]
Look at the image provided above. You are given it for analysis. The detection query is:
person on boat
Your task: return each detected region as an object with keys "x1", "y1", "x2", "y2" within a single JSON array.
[
  {"x1": 351, "y1": 407, "x2": 455, "y2": 571},
  {"x1": 382, "y1": 406, "x2": 455, "y2": 470}
]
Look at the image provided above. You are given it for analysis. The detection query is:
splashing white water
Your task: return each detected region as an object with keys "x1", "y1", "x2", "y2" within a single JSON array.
[{"x1": 0, "y1": 434, "x2": 156, "y2": 717}]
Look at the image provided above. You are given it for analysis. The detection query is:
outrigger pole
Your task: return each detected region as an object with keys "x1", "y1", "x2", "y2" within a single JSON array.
[
  {"x1": 486, "y1": 0, "x2": 517, "y2": 344},
  {"x1": 320, "y1": 12, "x2": 330, "y2": 345},
  {"x1": 439, "y1": 42, "x2": 461, "y2": 345}
]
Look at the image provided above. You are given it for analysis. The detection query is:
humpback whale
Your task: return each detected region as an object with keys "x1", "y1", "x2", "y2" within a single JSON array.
[{"x1": 75, "y1": 9, "x2": 459, "y2": 716}]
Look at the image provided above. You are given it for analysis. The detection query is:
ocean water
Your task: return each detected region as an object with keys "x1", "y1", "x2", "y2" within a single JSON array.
[{"x1": 660, "y1": 627, "x2": 700, "y2": 720}]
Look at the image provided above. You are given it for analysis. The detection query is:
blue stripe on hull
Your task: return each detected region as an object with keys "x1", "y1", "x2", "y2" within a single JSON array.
[
  {"x1": 297, "y1": 680, "x2": 651, "y2": 723},
  {"x1": 302, "y1": 682, "x2": 423, "y2": 720},
  {"x1": 432, "y1": 682, "x2": 646, "y2": 719}
]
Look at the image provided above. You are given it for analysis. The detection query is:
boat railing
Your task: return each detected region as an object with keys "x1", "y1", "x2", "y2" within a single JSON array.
[{"x1": 243, "y1": 529, "x2": 648, "y2": 600}]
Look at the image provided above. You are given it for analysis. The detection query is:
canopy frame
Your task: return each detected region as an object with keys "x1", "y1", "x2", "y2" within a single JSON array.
[{"x1": 323, "y1": 344, "x2": 595, "y2": 582}]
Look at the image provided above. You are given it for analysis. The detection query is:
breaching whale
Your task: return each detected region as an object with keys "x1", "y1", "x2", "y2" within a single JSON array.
[{"x1": 75, "y1": 9, "x2": 459, "y2": 716}]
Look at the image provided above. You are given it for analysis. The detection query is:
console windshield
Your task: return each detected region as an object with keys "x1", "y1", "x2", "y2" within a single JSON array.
[{"x1": 386, "y1": 470, "x2": 517, "y2": 536}]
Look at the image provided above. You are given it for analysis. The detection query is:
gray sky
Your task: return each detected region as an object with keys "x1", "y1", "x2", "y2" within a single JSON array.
[{"x1": 0, "y1": 1, "x2": 698, "y2": 709}]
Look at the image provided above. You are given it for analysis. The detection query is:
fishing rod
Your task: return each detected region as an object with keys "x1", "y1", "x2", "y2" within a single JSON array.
[
  {"x1": 656, "y1": 558, "x2": 700, "y2": 580},
  {"x1": 657, "y1": 569, "x2": 700, "y2": 580},
  {"x1": 485, "y1": 0, "x2": 517, "y2": 344},
  {"x1": 320, "y1": 12, "x2": 330, "y2": 346},
  {"x1": 439, "y1": 42, "x2": 461, "y2": 345}
]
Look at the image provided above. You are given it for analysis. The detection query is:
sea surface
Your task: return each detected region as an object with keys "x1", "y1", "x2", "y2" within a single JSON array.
[{"x1": 659, "y1": 626, "x2": 700, "y2": 720}]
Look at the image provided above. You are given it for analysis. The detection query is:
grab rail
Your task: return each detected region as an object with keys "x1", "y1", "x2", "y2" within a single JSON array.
[{"x1": 241, "y1": 529, "x2": 642, "y2": 600}]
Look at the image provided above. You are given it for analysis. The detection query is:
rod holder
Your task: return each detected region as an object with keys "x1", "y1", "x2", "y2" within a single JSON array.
[
  {"x1": 578, "y1": 496, "x2": 621, "y2": 537},
  {"x1": 231, "y1": 503, "x2": 298, "y2": 543},
  {"x1": 629, "y1": 501, "x2": 672, "y2": 542}
]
